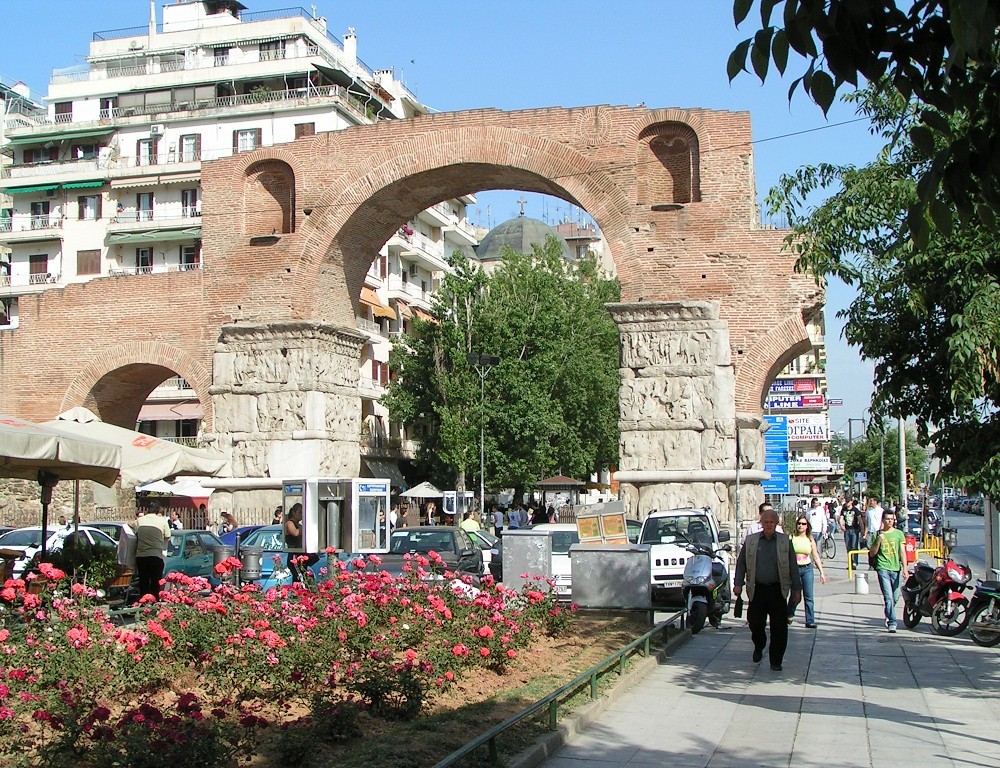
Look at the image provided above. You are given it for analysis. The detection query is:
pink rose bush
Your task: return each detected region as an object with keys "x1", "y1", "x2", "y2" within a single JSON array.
[{"x1": 0, "y1": 554, "x2": 570, "y2": 766}]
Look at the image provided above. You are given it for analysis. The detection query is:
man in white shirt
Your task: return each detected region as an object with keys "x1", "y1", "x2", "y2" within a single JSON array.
[
  {"x1": 135, "y1": 503, "x2": 171, "y2": 600},
  {"x1": 863, "y1": 497, "x2": 885, "y2": 547},
  {"x1": 808, "y1": 497, "x2": 827, "y2": 547}
]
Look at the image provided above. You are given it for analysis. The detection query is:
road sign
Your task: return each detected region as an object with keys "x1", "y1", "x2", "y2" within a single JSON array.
[
  {"x1": 828, "y1": 398, "x2": 844, "y2": 406},
  {"x1": 853, "y1": 471, "x2": 868, "y2": 483}
]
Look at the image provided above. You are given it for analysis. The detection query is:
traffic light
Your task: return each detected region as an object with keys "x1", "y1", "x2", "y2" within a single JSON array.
[{"x1": 906, "y1": 467, "x2": 914, "y2": 487}]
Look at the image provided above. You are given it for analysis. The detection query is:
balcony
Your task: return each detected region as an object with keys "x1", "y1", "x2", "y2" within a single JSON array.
[
  {"x1": 0, "y1": 215, "x2": 64, "y2": 244},
  {"x1": 360, "y1": 433, "x2": 419, "y2": 460},
  {"x1": 0, "y1": 272, "x2": 62, "y2": 298},
  {"x1": 385, "y1": 275, "x2": 432, "y2": 307},
  {"x1": 359, "y1": 378, "x2": 385, "y2": 400},
  {"x1": 107, "y1": 211, "x2": 202, "y2": 241},
  {"x1": 108, "y1": 262, "x2": 202, "y2": 277}
]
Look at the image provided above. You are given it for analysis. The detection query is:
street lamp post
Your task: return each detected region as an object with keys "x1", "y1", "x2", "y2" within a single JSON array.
[{"x1": 467, "y1": 352, "x2": 500, "y2": 516}]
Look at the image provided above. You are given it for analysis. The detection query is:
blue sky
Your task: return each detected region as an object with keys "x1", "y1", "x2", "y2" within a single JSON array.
[{"x1": 0, "y1": 0, "x2": 880, "y2": 428}]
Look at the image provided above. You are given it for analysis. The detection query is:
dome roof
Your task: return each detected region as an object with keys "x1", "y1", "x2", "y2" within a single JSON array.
[{"x1": 475, "y1": 215, "x2": 573, "y2": 263}]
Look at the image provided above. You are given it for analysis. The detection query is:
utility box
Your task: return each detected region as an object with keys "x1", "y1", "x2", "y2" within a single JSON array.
[
  {"x1": 943, "y1": 527, "x2": 958, "y2": 549},
  {"x1": 570, "y1": 544, "x2": 652, "y2": 609},
  {"x1": 500, "y1": 529, "x2": 553, "y2": 592}
]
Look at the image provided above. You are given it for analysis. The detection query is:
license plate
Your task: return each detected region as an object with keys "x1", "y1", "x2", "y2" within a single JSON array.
[{"x1": 656, "y1": 579, "x2": 682, "y2": 588}]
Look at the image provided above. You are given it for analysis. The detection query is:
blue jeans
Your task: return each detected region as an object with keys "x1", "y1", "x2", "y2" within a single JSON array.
[
  {"x1": 788, "y1": 565, "x2": 816, "y2": 625},
  {"x1": 844, "y1": 529, "x2": 860, "y2": 568},
  {"x1": 877, "y1": 568, "x2": 902, "y2": 628}
]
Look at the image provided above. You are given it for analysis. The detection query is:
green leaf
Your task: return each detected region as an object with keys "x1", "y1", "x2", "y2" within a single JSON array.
[
  {"x1": 733, "y1": 0, "x2": 754, "y2": 25},
  {"x1": 909, "y1": 125, "x2": 936, "y2": 157},
  {"x1": 751, "y1": 28, "x2": 774, "y2": 81},
  {"x1": 809, "y1": 69, "x2": 836, "y2": 114},
  {"x1": 727, "y1": 39, "x2": 752, "y2": 81},
  {"x1": 929, "y1": 198, "x2": 954, "y2": 236},
  {"x1": 771, "y1": 28, "x2": 790, "y2": 75},
  {"x1": 759, "y1": 0, "x2": 780, "y2": 27}
]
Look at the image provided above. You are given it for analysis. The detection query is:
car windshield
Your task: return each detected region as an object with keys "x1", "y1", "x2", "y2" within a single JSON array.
[
  {"x1": 549, "y1": 531, "x2": 580, "y2": 554},
  {"x1": 640, "y1": 515, "x2": 713, "y2": 545},
  {"x1": 470, "y1": 530, "x2": 498, "y2": 548},
  {"x1": 389, "y1": 531, "x2": 455, "y2": 554},
  {"x1": 0, "y1": 529, "x2": 43, "y2": 548},
  {"x1": 240, "y1": 527, "x2": 284, "y2": 551}
]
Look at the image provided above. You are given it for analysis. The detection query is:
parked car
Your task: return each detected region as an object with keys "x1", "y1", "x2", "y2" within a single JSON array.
[
  {"x1": 466, "y1": 529, "x2": 499, "y2": 575},
  {"x1": 626, "y1": 518, "x2": 642, "y2": 544},
  {"x1": 378, "y1": 526, "x2": 483, "y2": 582},
  {"x1": 231, "y1": 525, "x2": 326, "y2": 588},
  {"x1": 530, "y1": 523, "x2": 580, "y2": 599},
  {"x1": 85, "y1": 521, "x2": 134, "y2": 543},
  {"x1": 165, "y1": 529, "x2": 224, "y2": 581},
  {"x1": 0, "y1": 526, "x2": 117, "y2": 579},
  {"x1": 219, "y1": 525, "x2": 264, "y2": 548}
]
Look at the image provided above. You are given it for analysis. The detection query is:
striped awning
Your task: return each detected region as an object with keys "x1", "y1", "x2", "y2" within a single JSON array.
[
  {"x1": 6, "y1": 184, "x2": 59, "y2": 195},
  {"x1": 62, "y1": 180, "x2": 104, "y2": 190},
  {"x1": 414, "y1": 308, "x2": 435, "y2": 322},
  {"x1": 394, "y1": 300, "x2": 412, "y2": 319}
]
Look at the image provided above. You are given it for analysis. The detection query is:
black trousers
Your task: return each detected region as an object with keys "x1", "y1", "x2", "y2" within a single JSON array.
[
  {"x1": 136, "y1": 555, "x2": 164, "y2": 600},
  {"x1": 748, "y1": 582, "x2": 789, "y2": 665}
]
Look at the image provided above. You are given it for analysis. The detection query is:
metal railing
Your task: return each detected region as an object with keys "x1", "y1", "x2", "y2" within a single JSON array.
[{"x1": 434, "y1": 610, "x2": 685, "y2": 767}]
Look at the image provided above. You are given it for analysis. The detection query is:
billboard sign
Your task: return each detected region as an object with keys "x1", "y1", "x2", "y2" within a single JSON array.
[
  {"x1": 787, "y1": 414, "x2": 830, "y2": 442},
  {"x1": 762, "y1": 415, "x2": 790, "y2": 494},
  {"x1": 765, "y1": 393, "x2": 827, "y2": 409}
]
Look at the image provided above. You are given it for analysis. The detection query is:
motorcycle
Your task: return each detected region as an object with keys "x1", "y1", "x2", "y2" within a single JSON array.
[
  {"x1": 968, "y1": 579, "x2": 1000, "y2": 648},
  {"x1": 901, "y1": 556, "x2": 973, "y2": 636},
  {"x1": 682, "y1": 541, "x2": 732, "y2": 634}
]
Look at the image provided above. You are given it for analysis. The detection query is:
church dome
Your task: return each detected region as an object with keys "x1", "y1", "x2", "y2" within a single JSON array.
[{"x1": 475, "y1": 215, "x2": 573, "y2": 263}]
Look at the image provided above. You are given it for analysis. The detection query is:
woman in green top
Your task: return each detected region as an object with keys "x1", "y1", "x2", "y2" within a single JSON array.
[
  {"x1": 787, "y1": 516, "x2": 827, "y2": 628},
  {"x1": 869, "y1": 510, "x2": 910, "y2": 632}
]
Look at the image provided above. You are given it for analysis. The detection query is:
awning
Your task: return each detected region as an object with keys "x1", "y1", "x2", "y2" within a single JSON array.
[
  {"x1": 4, "y1": 128, "x2": 115, "y2": 146},
  {"x1": 394, "y1": 300, "x2": 412, "y2": 319},
  {"x1": 414, "y1": 308, "x2": 435, "y2": 322},
  {"x1": 108, "y1": 228, "x2": 202, "y2": 244},
  {"x1": 7, "y1": 184, "x2": 59, "y2": 195},
  {"x1": 62, "y1": 180, "x2": 104, "y2": 190},
  {"x1": 360, "y1": 287, "x2": 396, "y2": 319},
  {"x1": 362, "y1": 458, "x2": 406, "y2": 488},
  {"x1": 137, "y1": 402, "x2": 204, "y2": 422},
  {"x1": 5, "y1": 234, "x2": 62, "y2": 244},
  {"x1": 111, "y1": 173, "x2": 200, "y2": 189}
]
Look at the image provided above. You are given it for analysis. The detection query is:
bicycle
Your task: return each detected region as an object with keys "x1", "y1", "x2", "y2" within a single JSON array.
[{"x1": 820, "y1": 529, "x2": 837, "y2": 559}]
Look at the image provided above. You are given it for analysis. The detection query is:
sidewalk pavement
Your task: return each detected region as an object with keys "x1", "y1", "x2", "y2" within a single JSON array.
[{"x1": 539, "y1": 554, "x2": 1000, "y2": 768}]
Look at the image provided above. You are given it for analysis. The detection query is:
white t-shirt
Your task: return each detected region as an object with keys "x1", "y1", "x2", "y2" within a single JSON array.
[
  {"x1": 865, "y1": 504, "x2": 884, "y2": 535},
  {"x1": 808, "y1": 506, "x2": 827, "y2": 535}
]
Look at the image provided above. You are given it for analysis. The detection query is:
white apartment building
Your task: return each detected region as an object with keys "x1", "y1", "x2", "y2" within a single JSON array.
[{"x1": 0, "y1": 0, "x2": 479, "y2": 482}]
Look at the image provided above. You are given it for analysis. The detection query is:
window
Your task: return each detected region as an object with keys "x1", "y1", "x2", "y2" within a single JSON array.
[
  {"x1": 259, "y1": 40, "x2": 285, "y2": 61},
  {"x1": 29, "y1": 253, "x2": 49, "y2": 276},
  {"x1": 213, "y1": 47, "x2": 229, "y2": 66},
  {"x1": 76, "y1": 249, "x2": 101, "y2": 276},
  {"x1": 294, "y1": 122, "x2": 315, "y2": 139},
  {"x1": 136, "y1": 248, "x2": 153, "y2": 273},
  {"x1": 180, "y1": 243, "x2": 201, "y2": 269},
  {"x1": 29, "y1": 201, "x2": 50, "y2": 229},
  {"x1": 181, "y1": 188, "x2": 199, "y2": 218},
  {"x1": 71, "y1": 144, "x2": 98, "y2": 160},
  {"x1": 53, "y1": 101, "x2": 72, "y2": 123},
  {"x1": 136, "y1": 138, "x2": 157, "y2": 166},
  {"x1": 78, "y1": 194, "x2": 102, "y2": 221},
  {"x1": 136, "y1": 193, "x2": 153, "y2": 222},
  {"x1": 99, "y1": 97, "x2": 117, "y2": 118},
  {"x1": 23, "y1": 146, "x2": 58, "y2": 164},
  {"x1": 179, "y1": 133, "x2": 201, "y2": 162},
  {"x1": 232, "y1": 128, "x2": 262, "y2": 153}
]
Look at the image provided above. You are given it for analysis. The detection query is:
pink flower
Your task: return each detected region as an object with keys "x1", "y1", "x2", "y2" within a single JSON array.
[
  {"x1": 479, "y1": 647, "x2": 490, "y2": 657},
  {"x1": 507, "y1": 649, "x2": 517, "y2": 659},
  {"x1": 476, "y1": 625, "x2": 494, "y2": 639},
  {"x1": 452, "y1": 643, "x2": 469, "y2": 657}
]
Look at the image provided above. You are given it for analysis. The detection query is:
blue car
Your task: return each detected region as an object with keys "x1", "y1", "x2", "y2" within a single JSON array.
[
  {"x1": 234, "y1": 525, "x2": 327, "y2": 588},
  {"x1": 218, "y1": 525, "x2": 264, "y2": 548},
  {"x1": 165, "y1": 529, "x2": 224, "y2": 581}
]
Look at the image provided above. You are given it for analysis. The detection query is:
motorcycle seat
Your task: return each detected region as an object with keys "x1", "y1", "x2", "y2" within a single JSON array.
[
  {"x1": 913, "y1": 562, "x2": 935, "y2": 580},
  {"x1": 978, "y1": 580, "x2": 1000, "y2": 592}
]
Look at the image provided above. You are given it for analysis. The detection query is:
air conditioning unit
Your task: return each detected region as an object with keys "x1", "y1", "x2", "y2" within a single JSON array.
[
  {"x1": 408, "y1": 263, "x2": 419, "y2": 277},
  {"x1": 150, "y1": 124, "x2": 164, "y2": 136},
  {"x1": 46, "y1": 189, "x2": 56, "y2": 198}
]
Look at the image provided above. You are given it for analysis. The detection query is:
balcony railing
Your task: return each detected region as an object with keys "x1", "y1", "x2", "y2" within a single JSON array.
[
  {"x1": 109, "y1": 212, "x2": 201, "y2": 227},
  {"x1": 0, "y1": 272, "x2": 61, "y2": 289},
  {"x1": 0, "y1": 215, "x2": 64, "y2": 233},
  {"x1": 359, "y1": 378, "x2": 385, "y2": 399},
  {"x1": 355, "y1": 317, "x2": 381, "y2": 335},
  {"x1": 109, "y1": 263, "x2": 202, "y2": 277}
]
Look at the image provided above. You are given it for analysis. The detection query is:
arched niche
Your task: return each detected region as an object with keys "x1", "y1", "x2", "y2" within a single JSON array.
[
  {"x1": 244, "y1": 159, "x2": 295, "y2": 235},
  {"x1": 637, "y1": 121, "x2": 701, "y2": 206}
]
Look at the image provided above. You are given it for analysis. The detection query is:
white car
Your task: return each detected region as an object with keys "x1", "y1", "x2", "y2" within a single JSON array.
[
  {"x1": 638, "y1": 509, "x2": 731, "y2": 605},
  {"x1": 530, "y1": 523, "x2": 580, "y2": 599},
  {"x1": 0, "y1": 526, "x2": 117, "y2": 579},
  {"x1": 467, "y1": 529, "x2": 500, "y2": 575}
]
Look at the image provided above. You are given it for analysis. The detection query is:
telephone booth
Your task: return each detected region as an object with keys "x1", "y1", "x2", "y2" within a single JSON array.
[{"x1": 281, "y1": 478, "x2": 391, "y2": 555}]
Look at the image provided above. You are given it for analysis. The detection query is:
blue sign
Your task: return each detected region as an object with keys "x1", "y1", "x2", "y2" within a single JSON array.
[
  {"x1": 762, "y1": 415, "x2": 790, "y2": 494},
  {"x1": 358, "y1": 482, "x2": 388, "y2": 494}
]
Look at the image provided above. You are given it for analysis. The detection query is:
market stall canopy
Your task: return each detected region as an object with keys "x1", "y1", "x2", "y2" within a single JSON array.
[
  {"x1": 45, "y1": 407, "x2": 228, "y2": 486},
  {"x1": 535, "y1": 475, "x2": 586, "y2": 489},
  {"x1": 399, "y1": 480, "x2": 443, "y2": 498},
  {"x1": 0, "y1": 414, "x2": 121, "y2": 486}
]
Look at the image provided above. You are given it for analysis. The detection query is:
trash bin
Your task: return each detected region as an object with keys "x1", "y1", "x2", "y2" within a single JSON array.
[
  {"x1": 943, "y1": 527, "x2": 958, "y2": 549},
  {"x1": 212, "y1": 545, "x2": 235, "y2": 581},
  {"x1": 240, "y1": 547, "x2": 263, "y2": 581},
  {"x1": 904, "y1": 535, "x2": 918, "y2": 564}
]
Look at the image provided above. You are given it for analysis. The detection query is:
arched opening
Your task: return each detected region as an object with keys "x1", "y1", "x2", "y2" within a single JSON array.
[
  {"x1": 637, "y1": 121, "x2": 702, "y2": 205},
  {"x1": 244, "y1": 159, "x2": 295, "y2": 236}
]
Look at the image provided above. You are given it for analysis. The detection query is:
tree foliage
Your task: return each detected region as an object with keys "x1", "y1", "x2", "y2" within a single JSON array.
[
  {"x1": 765, "y1": 83, "x2": 1000, "y2": 496},
  {"x1": 383, "y1": 237, "x2": 621, "y2": 498},
  {"x1": 729, "y1": 0, "x2": 1000, "y2": 245},
  {"x1": 840, "y1": 423, "x2": 929, "y2": 502}
]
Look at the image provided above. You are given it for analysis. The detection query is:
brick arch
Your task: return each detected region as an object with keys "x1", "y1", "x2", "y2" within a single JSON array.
[
  {"x1": 286, "y1": 126, "x2": 636, "y2": 323},
  {"x1": 734, "y1": 313, "x2": 814, "y2": 412},
  {"x1": 637, "y1": 122, "x2": 701, "y2": 205},
  {"x1": 60, "y1": 342, "x2": 213, "y2": 430},
  {"x1": 244, "y1": 159, "x2": 295, "y2": 236}
]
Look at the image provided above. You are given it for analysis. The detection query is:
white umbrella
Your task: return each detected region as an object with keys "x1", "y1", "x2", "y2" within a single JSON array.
[
  {"x1": 46, "y1": 407, "x2": 228, "y2": 486},
  {"x1": 0, "y1": 414, "x2": 121, "y2": 556},
  {"x1": 136, "y1": 479, "x2": 174, "y2": 494},
  {"x1": 399, "y1": 481, "x2": 443, "y2": 498}
]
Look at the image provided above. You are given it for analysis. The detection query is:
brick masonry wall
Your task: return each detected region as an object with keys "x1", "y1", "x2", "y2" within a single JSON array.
[{"x1": 0, "y1": 105, "x2": 820, "y2": 434}]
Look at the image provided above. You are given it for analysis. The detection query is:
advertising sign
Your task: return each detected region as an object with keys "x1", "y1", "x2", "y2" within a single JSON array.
[
  {"x1": 762, "y1": 415, "x2": 790, "y2": 494},
  {"x1": 765, "y1": 393, "x2": 827, "y2": 409},
  {"x1": 789, "y1": 456, "x2": 833, "y2": 472},
  {"x1": 787, "y1": 414, "x2": 830, "y2": 442},
  {"x1": 769, "y1": 379, "x2": 796, "y2": 393}
]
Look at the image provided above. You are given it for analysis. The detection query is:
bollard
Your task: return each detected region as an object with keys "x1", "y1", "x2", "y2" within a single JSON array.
[{"x1": 854, "y1": 571, "x2": 869, "y2": 595}]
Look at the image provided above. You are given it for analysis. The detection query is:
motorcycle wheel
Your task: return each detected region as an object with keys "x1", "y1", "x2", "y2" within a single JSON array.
[
  {"x1": 902, "y1": 603, "x2": 921, "y2": 629},
  {"x1": 931, "y1": 596, "x2": 970, "y2": 637},
  {"x1": 689, "y1": 602, "x2": 708, "y2": 634},
  {"x1": 969, "y1": 603, "x2": 1000, "y2": 647}
]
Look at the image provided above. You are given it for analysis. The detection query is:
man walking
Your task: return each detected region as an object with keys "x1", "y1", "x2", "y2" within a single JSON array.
[
  {"x1": 869, "y1": 509, "x2": 909, "y2": 632},
  {"x1": 135, "y1": 503, "x2": 171, "y2": 601},
  {"x1": 839, "y1": 498, "x2": 863, "y2": 569},
  {"x1": 863, "y1": 496, "x2": 884, "y2": 547},
  {"x1": 491, "y1": 504, "x2": 504, "y2": 537},
  {"x1": 734, "y1": 505, "x2": 802, "y2": 671},
  {"x1": 808, "y1": 497, "x2": 827, "y2": 548}
]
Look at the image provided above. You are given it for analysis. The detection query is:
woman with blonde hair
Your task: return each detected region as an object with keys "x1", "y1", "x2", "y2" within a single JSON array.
[{"x1": 787, "y1": 515, "x2": 827, "y2": 628}]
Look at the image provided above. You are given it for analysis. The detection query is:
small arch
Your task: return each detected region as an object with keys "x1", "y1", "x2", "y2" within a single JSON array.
[
  {"x1": 244, "y1": 159, "x2": 295, "y2": 236},
  {"x1": 734, "y1": 314, "x2": 814, "y2": 412},
  {"x1": 637, "y1": 121, "x2": 701, "y2": 205}
]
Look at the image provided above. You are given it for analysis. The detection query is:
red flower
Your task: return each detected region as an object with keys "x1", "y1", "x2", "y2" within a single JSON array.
[{"x1": 452, "y1": 643, "x2": 469, "y2": 657}]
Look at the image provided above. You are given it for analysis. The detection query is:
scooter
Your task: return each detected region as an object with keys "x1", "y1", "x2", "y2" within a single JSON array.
[
  {"x1": 968, "y1": 579, "x2": 1000, "y2": 648},
  {"x1": 901, "y1": 555, "x2": 973, "y2": 636},
  {"x1": 682, "y1": 541, "x2": 732, "y2": 634}
]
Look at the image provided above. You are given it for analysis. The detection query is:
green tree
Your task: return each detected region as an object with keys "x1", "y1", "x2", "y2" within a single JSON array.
[
  {"x1": 765, "y1": 83, "x2": 1000, "y2": 496},
  {"x1": 841, "y1": 423, "x2": 929, "y2": 503},
  {"x1": 728, "y1": 0, "x2": 1000, "y2": 245},
  {"x1": 383, "y1": 236, "x2": 621, "y2": 501}
]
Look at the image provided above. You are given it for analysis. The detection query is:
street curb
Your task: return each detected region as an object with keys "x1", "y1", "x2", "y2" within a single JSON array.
[{"x1": 507, "y1": 624, "x2": 692, "y2": 768}]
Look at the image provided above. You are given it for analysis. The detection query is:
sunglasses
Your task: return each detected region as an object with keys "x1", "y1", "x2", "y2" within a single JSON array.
[{"x1": 796, "y1": 521, "x2": 808, "y2": 526}]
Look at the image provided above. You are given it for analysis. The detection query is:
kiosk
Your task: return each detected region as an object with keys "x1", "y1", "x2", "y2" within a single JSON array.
[{"x1": 281, "y1": 478, "x2": 392, "y2": 555}]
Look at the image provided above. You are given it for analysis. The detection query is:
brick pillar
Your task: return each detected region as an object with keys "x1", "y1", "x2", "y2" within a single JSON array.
[
  {"x1": 610, "y1": 301, "x2": 766, "y2": 529},
  {"x1": 209, "y1": 322, "x2": 366, "y2": 510}
]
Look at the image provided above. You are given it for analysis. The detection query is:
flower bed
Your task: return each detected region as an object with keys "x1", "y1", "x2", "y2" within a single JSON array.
[{"x1": 0, "y1": 554, "x2": 570, "y2": 767}]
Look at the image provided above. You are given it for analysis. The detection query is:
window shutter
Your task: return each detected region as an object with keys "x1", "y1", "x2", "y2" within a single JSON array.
[
  {"x1": 96, "y1": 194, "x2": 103, "y2": 220},
  {"x1": 194, "y1": 134, "x2": 202, "y2": 159},
  {"x1": 194, "y1": 240, "x2": 202, "y2": 264},
  {"x1": 136, "y1": 140, "x2": 142, "y2": 160},
  {"x1": 77, "y1": 196, "x2": 85, "y2": 220},
  {"x1": 253, "y1": 128, "x2": 262, "y2": 148},
  {"x1": 232, "y1": 130, "x2": 239, "y2": 153}
]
